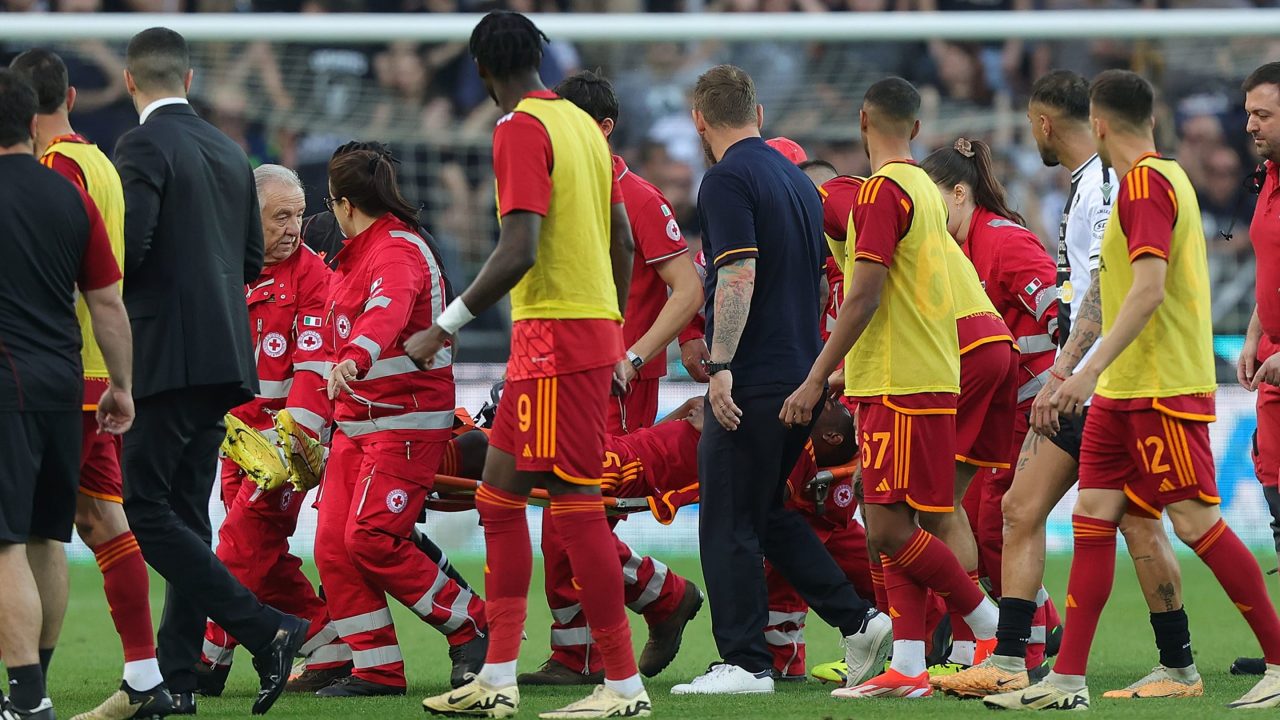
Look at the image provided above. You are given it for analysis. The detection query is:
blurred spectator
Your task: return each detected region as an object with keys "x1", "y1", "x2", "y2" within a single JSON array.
[{"x1": 1200, "y1": 144, "x2": 1256, "y2": 254}]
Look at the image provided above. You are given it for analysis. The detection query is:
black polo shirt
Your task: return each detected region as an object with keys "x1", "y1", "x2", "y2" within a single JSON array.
[
  {"x1": 697, "y1": 137, "x2": 825, "y2": 388},
  {"x1": 0, "y1": 154, "x2": 121, "y2": 411}
]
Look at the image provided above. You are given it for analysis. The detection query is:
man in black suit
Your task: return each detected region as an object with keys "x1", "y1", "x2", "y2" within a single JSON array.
[{"x1": 113, "y1": 27, "x2": 305, "y2": 716}]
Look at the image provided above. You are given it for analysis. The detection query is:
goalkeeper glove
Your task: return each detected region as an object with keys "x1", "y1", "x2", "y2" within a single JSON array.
[
  {"x1": 273, "y1": 409, "x2": 327, "y2": 492},
  {"x1": 221, "y1": 414, "x2": 290, "y2": 491}
]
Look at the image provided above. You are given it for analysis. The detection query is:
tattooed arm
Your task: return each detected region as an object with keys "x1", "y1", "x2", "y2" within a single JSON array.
[
  {"x1": 710, "y1": 258, "x2": 756, "y2": 364},
  {"x1": 1030, "y1": 268, "x2": 1102, "y2": 435},
  {"x1": 1052, "y1": 268, "x2": 1103, "y2": 375},
  {"x1": 707, "y1": 259, "x2": 755, "y2": 431}
]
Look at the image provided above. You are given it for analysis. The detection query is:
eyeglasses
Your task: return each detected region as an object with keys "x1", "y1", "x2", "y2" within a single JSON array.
[{"x1": 323, "y1": 196, "x2": 342, "y2": 211}]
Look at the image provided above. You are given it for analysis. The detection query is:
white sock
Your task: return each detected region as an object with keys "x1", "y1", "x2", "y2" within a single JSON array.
[
  {"x1": 604, "y1": 674, "x2": 645, "y2": 698},
  {"x1": 123, "y1": 659, "x2": 163, "y2": 691},
  {"x1": 963, "y1": 599, "x2": 999, "y2": 640},
  {"x1": 1035, "y1": 587, "x2": 1049, "y2": 607},
  {"x1": 1167, "y1": 664, "x2": 1199, "y2": 683},
  {"x1": 1046, "y1": 671, "x2": 1086, "y2": 691},
  {"x1": 991, "y1": 654, "x2": 1027, "y2": 673},
  {"x1": 889, "y1": 640, "x2": 926, "y2": 676},
  {"x1": 949, "y1": 641, "x2": 976, "y2": 666},
  {"x1": 477, "y1": 661, "x2": 517, "y2": 688}
]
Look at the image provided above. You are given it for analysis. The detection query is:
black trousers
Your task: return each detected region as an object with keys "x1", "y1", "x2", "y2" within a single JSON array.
[
  {"x1": 122, "y1": 384, "x2": 281, "y2": 692},
  {"x1": 698, "y1": 384, "x2": 873, "y2": 673}
]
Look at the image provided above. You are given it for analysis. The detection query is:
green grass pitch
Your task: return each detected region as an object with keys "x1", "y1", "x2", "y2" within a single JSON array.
[{"x1": 50, "y1": 553, "x2": 1280, "y2": 718}]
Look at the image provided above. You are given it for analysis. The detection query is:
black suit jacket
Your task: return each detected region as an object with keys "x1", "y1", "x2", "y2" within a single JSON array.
[{"x1": 115, "y1": 103, "x2": 263, "y2": 401}]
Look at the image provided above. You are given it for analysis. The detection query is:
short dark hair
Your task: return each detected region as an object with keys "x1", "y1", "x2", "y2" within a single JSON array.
[
  {"x1": 469, "y1": 11, "x2": 547, "y2": 81},
  {"x1": 1244, "y1": 62, "x2": 1280, "y2": 94},
  {"x1": 126, "y1": 27, "x2": 190, "y2": 94},
  {"x1": 9, "y1": 48, "x2": 68, "y2": 115},
  {"x1": 692, "y1": 64, "x2": 757, "y2": 129},
  {"x1": 863, "y1": 77, "x2": 920, "y2": 123},
  {"x1": 798, "y1": 158, "x2": 838, "y2": 180},
  {"x1": 1090, "y1": 70, "x2": 1154, "y2": 130},
  {"x1": 0, "y1": 69, "x2": 37, "y2": 147},
  {"x1": 554, "y1": 69, "x2": 619, "y2": 125},
  {"x1": 1029, "y1": 70, "x2": 1090, "y2": 121}
]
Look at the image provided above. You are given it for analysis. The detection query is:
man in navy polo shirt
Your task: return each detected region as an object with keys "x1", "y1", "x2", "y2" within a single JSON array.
[{"x1": 671, "y1": 64, "x2": 889, "y2": 697}]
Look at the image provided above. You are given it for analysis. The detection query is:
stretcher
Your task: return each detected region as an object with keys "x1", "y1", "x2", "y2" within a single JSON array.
[{"x1": 425, "y1": 464, "x2": 858, "y2": 516}]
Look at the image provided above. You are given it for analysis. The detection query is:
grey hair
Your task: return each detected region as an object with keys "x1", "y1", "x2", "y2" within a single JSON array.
[{"x1": 254, "y1": 163, "x2": 303, "y2": 200}]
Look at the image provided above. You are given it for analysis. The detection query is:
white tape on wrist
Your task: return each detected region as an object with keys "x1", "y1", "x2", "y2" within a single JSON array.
[{"x1": 436, "y1": 297, "x2": 476, "y2": 335}]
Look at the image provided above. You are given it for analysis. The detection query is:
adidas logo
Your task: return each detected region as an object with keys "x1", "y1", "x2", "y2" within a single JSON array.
[
  {"x1": 1159, "y1": 478, "x2": 1176, "y2": 493},
  {"x1": 889, "y1": 607, "x2": 901, "y2": 619},
  {"x1": 876, "y1": 479, "x2": 890, "y2": 493},
  {"x1": 522, "y1": 444, "x2": 533, "y2": 458},
  {"x1": 1066, "y1": 594, "x2": 1077, "y2": 608}
]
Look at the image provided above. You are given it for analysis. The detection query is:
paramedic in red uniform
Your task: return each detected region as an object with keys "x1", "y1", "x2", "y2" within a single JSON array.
[
  {"x1": 198, "y1": 165, "x2": 348, "y2": 696},
  {"x1": 921, "y1": 138, "x2": 1058, "y2": 597},
  {"x1": 316, "y1": 147, "x2": 486, "y2": 696}
]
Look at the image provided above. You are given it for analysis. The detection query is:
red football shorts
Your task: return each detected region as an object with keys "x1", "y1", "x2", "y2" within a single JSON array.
[
  {"x1": 1079, "y1": 402, "x2": 1219, "y2": 518},
  {"x1": 79, "y1": 411, "x2": 123, "y2": 503},
  {"x1": 856, "y1": 397, "x2": 958, "y2": 512},
  {"x1": 607, "y1": 377, "x2": 660, "y2": 435},
  {"x1": 955, "y1": 341, "x2": 1018, "y2": 469},
  {"x1": 491, "y1": 366, "x2": 612, "y2": 484}
]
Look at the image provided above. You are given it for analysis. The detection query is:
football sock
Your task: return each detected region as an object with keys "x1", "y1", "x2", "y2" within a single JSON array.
[
  {"x1": 477, "y1": 660, "x2": 517, "y2": 689},
  {"x1": 603, "y1": 671, "x2": 645, "y2": 699},
  {"x1": 38, "y1": 648, "x2": 53, "y2": 682},
  {"x1": 475, "y1": 485, "x2": 532, "y2": 667},
  {"x1": 889, "y1": 640, "x2": 926, "y2": 677},
  {"x1": 1053, "y1": 515, "x2": 1119, "y2": 677},
  {"x1": 553, "y1": 494, "x2": 637, "y2": 681},
  {"x1": 7, "y1": 664, "x2": 43, "y2": 710},
  {"x1": 1150, "y1": 608, "x2": 1193, "y2": 670},
  {"x1": 1026, "y1": 588, "x2": 1049, "y2": 668},
  {"x1": 994, "y1": 596, "x2": 1037, "y2": 662},
  {"x1": 947, "y1": 569, "x2": 980, "y2": 664},
  {"x1": 123, "y1": 660, "x2": 164, "y2": 693},
  {"x1": 880, "y1": 552, "x2": 925, "y2": 641},
  {"x1": 1191, "y1": 519, "x2": 1280, "y2": 664},
  {"x1": 91, "y1": 532, "x2": 157, "y2": 666},
  {"x1": 870, "y1": 565, "x2": 889, "y2": 614},
  {"x1": 948, "y1": 641, "x2": 976, "y2": 666},
  {"x1": 1046, "y1": 670, "x2": 1086, "y2": 692},
  {"x1": 890, "y1": 529, "x2": 990, "y2": 630}
]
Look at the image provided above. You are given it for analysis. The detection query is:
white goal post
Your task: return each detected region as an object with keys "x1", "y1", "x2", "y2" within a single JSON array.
[{"x1": 2, "y1": 9, "x2": 1280, "y2": 42}]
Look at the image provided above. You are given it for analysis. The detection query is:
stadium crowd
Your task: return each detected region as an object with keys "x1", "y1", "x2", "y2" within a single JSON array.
[
  {"x1": 9, "y1": 8, "x2": 1280, "y2": 720},
  {"x1": 2, "y1": 0, "x2": 1279, "y2": 338}
]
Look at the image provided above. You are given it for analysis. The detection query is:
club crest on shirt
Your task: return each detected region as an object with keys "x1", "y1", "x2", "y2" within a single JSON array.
[
  {"x1": 263, "y1": 332, "x2": 287, "y2": 358},
  {"x1": 386, "y1": 488, "x2": 409, "y2": 514}
]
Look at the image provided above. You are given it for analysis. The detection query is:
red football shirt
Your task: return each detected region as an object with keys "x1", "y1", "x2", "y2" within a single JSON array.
[
  {"x1": 492, "y1": 90, "x2": 625, "y2": 380},
  {"x1": 817, "y1": 176, "x2": 863, "y2": 342},
  {"x1": 615, "y1": 156, "x2": 689, "y2": 380}
]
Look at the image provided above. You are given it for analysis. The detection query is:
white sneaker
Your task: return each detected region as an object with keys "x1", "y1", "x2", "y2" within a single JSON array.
[
  {"x1": 671, "y1": 664, "x2": 774, "y2": 695},
  {"x1": 842, "y1": 610, "x2": 893, "y2": 687}
]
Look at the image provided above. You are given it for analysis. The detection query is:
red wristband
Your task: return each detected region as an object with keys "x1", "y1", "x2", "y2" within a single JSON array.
[{"x1": 1049, "y1": 369, "x2": 1067, "y2": 382}]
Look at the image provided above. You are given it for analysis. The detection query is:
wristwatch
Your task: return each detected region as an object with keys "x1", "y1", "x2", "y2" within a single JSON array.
[
  {"x1": 627, "y1": 350, "x2": 645, "y2": 371},
  {"x1": 702, "y1": 360, "x2": 732, "y2": 376}
]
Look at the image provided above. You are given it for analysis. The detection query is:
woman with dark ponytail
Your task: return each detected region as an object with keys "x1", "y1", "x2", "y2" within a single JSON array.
[
  {"x1": 921, "y1": 138, "x2": 1058, "y2": 596},
  {"x1": 312, "y1": 145, "x2": 489, "y2": 696}
]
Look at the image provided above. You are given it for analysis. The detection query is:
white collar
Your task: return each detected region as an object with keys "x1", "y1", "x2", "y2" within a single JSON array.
[{"x1": 139, "y1": 97, "x2": 189, "y2": 125}]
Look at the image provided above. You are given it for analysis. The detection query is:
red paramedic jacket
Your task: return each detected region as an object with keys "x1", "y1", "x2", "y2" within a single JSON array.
[
  {"x1": 326, "y1": 213, "x2": 455, "y2": 441},
  {"x1": 960, "y1": 206, "x2": 1059, "y2": 408},
  {"x1": 230, "y1": 244, "x2": 333, "y2": 438}
]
